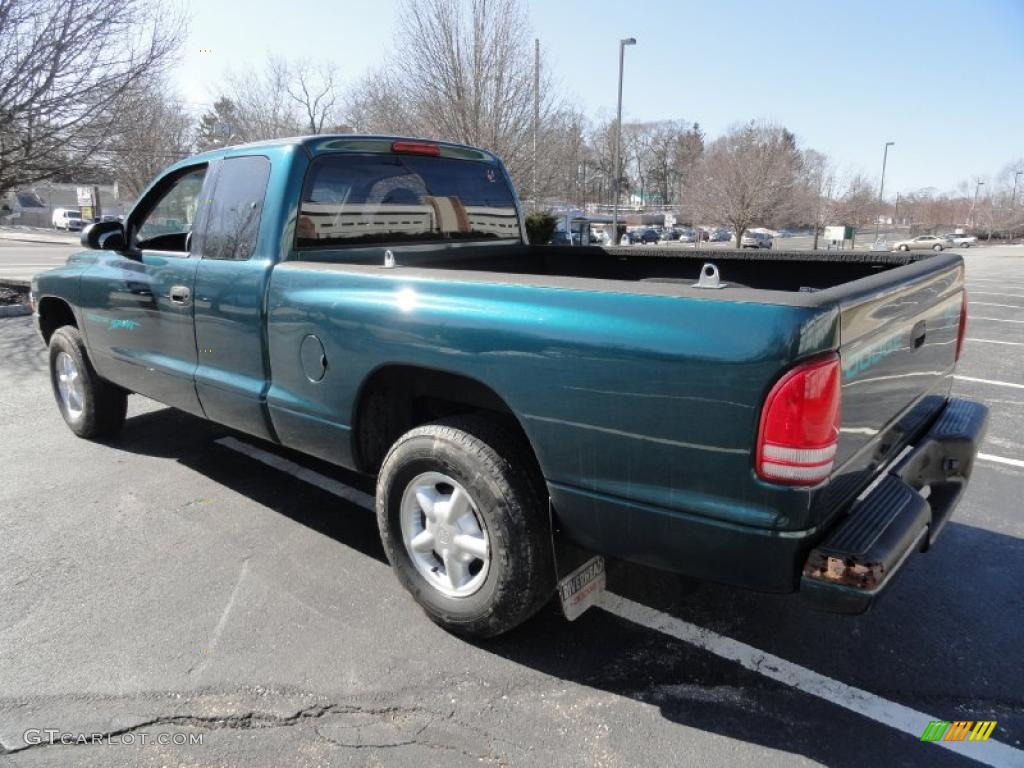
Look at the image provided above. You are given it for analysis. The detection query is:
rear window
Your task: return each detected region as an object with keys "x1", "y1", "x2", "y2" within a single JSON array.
[{"x1": 296, "y1": 154, "x2": 519, "y2": 248}]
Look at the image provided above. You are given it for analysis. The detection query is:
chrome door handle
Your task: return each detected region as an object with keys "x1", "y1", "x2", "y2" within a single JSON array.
[{"x1": 169, "y1": 285, "x2": 191, "y2": 304}]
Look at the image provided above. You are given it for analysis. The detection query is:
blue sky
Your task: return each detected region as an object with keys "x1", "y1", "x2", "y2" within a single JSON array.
[{"x1": 176, "y1": 0, "x2": 1023, "y2": 193}]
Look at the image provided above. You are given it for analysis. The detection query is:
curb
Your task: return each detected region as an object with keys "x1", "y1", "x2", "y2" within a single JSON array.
[
  {"x1": 0, "y1": 304, "x2": 31, "y2": 318},
  {"x1": 0, "y1": 231, "x2": 79, "y2": 246},
  {"x1": 0, "y1": 278, "x2": 30, "y2": 289}
]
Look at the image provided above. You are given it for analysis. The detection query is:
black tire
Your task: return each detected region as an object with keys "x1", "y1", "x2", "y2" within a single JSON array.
[
  {"x1": 48, "y1": 326, "x2": 127, "y2": 439},
  {"x1": 933, "y1": 244, "x2": 943, "y2": 251},
  {"x1": 376, "y1": 415, "x2": 555, "y2": 638},
  {"x1": 899, "y1": 244, "x2": 910, "y2": 251}
]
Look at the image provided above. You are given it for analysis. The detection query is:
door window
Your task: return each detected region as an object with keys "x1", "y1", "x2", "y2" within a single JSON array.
[
  {"x1": 136, "y1": 167, "x2": 207, "y2": 252},
  {"x1": 202, "y1": 156, "x2": 271, "y2": 260}
]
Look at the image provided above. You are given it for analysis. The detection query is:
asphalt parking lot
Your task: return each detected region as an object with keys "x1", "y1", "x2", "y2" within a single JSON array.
[{"x1": 1, "y1": 246, "x2": 1022, "y2": 767}]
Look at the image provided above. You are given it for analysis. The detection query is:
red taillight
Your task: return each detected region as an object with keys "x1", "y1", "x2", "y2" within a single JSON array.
[
  {"x1": 391, "y1": 140, "x2": 441, "y2": 156},
  {"x1": 955, "y1": 290, "x2": 968, "y2": 361},
  {"x1": 756, "y1": 354, "x2": 842, "y2": 486}
]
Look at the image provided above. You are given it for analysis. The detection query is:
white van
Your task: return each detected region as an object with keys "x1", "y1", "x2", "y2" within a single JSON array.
[{"x1": 51, "y1": 208, "x2": 84, "y2": 230}]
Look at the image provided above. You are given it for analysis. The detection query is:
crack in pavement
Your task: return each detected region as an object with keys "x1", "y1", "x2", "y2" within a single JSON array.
[{"x1": 0, "y1": 703, "x2": 418, "y2": 756}]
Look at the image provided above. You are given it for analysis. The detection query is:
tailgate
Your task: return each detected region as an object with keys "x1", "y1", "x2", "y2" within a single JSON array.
[{"x1": 833, "y1": 253, "x2": 964, "y2": 481}]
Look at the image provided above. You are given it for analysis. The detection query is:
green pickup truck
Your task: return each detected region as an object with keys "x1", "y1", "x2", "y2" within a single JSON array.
[{"x1": 32, "y1": 135, "x2": 988, "y2": 637}]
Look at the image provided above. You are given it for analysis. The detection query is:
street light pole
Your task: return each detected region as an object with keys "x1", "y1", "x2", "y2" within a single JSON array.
[
  {"x1": 970, "y1": 180, "x2": 984, "y2": 229},
  {"x1": 1012, "y1": 171, "x2": 1023, "y2": 242},
  {"x1": 874, "y1": 141, "x2": 895, "y2": 242},
  {"x1": 611, "y1": 37, "x2": 636, "y2": 245}
]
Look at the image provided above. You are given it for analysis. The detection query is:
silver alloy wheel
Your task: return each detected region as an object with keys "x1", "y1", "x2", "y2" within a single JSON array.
[
  {"x1": 55, "y1": 351, "x2": 84, "y2": 421},
  {"x1": 399, "y1": 471, "x2": 490, "y2": 598}
]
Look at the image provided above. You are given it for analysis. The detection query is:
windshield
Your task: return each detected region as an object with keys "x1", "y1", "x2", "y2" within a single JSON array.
[{"x1": 297, "y1": 153, "x2": 519, "y2": 248}]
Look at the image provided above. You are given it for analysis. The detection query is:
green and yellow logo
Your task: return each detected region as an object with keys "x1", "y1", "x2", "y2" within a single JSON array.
[{"x1": 921, "y1": 721, "x2": 997, "y2": 742}]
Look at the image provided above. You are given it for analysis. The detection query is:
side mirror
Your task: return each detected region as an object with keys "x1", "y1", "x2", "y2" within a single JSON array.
[{"x1": 81, "y1": 220, "x2": 126, "y2": 251}]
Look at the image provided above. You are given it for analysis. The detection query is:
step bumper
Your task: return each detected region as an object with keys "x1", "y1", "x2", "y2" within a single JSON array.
[{"x1": 801, "y1": 398, "x2": 989, "y2": 614}]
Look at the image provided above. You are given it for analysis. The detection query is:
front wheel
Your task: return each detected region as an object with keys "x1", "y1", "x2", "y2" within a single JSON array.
[
  {"x1": 933, "y1": 244, "x2": 943, "y2": 251},
  {"x1": 376, "y1": 416, "x2": 555, "y2": 637},
  {"x1": 899, "y1": 244, "x2": 910, "y2": 251},
  {"x1": 49, "y1": 326, "x2": 127, "y2": 438}
]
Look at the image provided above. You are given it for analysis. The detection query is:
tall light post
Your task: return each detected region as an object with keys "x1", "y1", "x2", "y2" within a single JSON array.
[
  {"x1": 1012, "y1": 171, "x2": 1023, "y2": 242},
  {"x1": 970, "y1": 180, "x2": 985, "y2": 228},
  {"x1": 874, "y1": 141, "x2": 895, "y2": 242},
  {"x1": 610, "y1": 37, "x2": 636, "y2": 245}
]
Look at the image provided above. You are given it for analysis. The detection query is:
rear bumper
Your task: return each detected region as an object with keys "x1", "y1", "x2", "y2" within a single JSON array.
[{"x1": 800, "y1": 398, "x2": 989, "y2": 614}]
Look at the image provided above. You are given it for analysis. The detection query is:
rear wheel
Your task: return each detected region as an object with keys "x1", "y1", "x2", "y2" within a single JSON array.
[
  {"x1": 376, "y1": 415, "x2": 555, "y2": 637},
  {"x1": 48, "y1": 326, "x2": 127, "y2": 439},
  {"x1": 899, "y1": 244, "x2": 910, "y2": 251},
  {"x1": 933, "y1": 244, "x2": 943, "y2": 251}
]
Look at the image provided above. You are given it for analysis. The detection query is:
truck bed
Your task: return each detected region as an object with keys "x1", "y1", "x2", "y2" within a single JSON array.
[
  {"x1": 295, "y1": 243, "x2": 933, "y2": 295},
  {"x1": 271, "y1": 247, "x2": 963, "y2": 560}
]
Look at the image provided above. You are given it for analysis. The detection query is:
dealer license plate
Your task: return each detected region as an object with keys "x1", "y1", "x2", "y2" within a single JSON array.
[{"x1": 557, "y1": 556, "x2": 606, "y2": 621}]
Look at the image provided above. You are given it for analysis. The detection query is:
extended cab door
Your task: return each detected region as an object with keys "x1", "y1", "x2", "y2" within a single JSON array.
[
  {"x1": 191, "y1": 155, "x2": 276, "y2": 439},
  {"x1": 79, "y1": 164, "x2": 212, "y2": 416}
]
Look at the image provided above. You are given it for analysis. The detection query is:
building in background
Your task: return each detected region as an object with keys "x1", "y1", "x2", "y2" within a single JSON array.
[{"x1": 2, "y1": 182, "x2": 125, "y2": 228}]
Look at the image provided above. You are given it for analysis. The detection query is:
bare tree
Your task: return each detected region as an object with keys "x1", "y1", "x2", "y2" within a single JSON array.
[
  {"x1": 687, "y1": 122, "x2": 802, "y2": 246},
  {"x1": 103, "y1": 77, "x2": 195, "y2": 200},
  {"x1": 0, "y1": 0, "x2": 186, "y2": 196},
  {"x1": 208, "y1": 56, "x2": 346, "y2": 143},
  {"x1": 798, "y1": 149, "x2": 838, "y2": 248},
  {"x1": 346, "y1": 0, "x2": 559, "y2": 199},
  {"x1": 836, "y1": 174, "x2": 879, "y2": 231},
  {"x1": 533, "y1": 107, "x2": 588, "y2": 207},
  {"x1": 584, "y1": 119, "x2": 620, "y2": 206},
  {"x1": 217, "y1": 59, "x2": 303, "y2": 141},
  {"x1": 620, "y1": 120, "x2": 704, "y2": 207},
  {"x1": 279, "y1": 59, "x2": 342, "y2": 135},
  {"x1": 623, "y1": 124, "x2": 651, "y2": 205}
]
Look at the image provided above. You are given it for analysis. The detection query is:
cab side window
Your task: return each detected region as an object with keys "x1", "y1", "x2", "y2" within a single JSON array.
[
  {"x1": 135, "y1": 167, "x2": 207, "y2": 252},
  {"x1": 202, "y1": 156, "x2": 271, "y2": 260}
]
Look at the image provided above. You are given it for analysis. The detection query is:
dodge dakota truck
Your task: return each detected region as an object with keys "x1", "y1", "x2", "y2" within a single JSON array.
[{"x1": 32, "y1": 135, "x2": 988, "y2": 637}]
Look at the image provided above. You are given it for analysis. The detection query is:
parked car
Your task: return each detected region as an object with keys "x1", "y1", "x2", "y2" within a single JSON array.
[
  {"x1": 942, "y1": 234, "x2": 978, "y2": 248},
  {"x1": 709, "y1": 228, "x2": 731, "y2": 242},
  {"x1": 34, "y1": 134, "x2": 986, "y2": 637},
  {"x1": 741, "y1": 231, "x2": 774, "y2": 249},
  {"x1": 51, "y1": 208, "x2": 84, "y2": 231},
  {"x1": 891, "y1": 235, "x2": 952, "y2": 252},
  {"x1": 548, "y1": 230, "x2": 579, "y2": 246},
  {"x1": 627, "y1": 228, "x2": 660, "y2": 244},
  {"x1": 658, "y1": 229, "x2": 680, "y2": 242},
  {"x1": 677, "y1": 229, "x2": 697, "y2": 243}
]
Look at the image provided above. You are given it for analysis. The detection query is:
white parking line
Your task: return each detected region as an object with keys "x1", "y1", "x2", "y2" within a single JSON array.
[
  {"x1": 971, "y1": 302, "x2": 1024, "y2": 309},
  {"x1": 217, "y1": 435, "x2": 1024, "y2": 768},
  {"x1": 971, "y1": 292, "x2": 1024, "y2": 300},
  {"x1": 978, "y1": 453, "x2": 1024, "y2": 469},
  {"x1": 966, "y1": 338, "x2": 1024, "y2": 347},
  {"x1": 598, "y1": 593, "x2": 1024, "y2": 768},
  {"x1": 216, "y1": 436, "x2": 376, "y2": 510},
  {"x1": 970, "y1": 316, "x2": 1024, "y2": 325},
  {"x1": 955, "y1": 375, "x2": 1024, "y2": 390}
]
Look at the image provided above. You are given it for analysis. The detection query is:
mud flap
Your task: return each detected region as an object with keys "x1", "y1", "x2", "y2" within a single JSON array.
[{"x1": 549, "y1": 501, "x2": 606, "y2": 620}]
